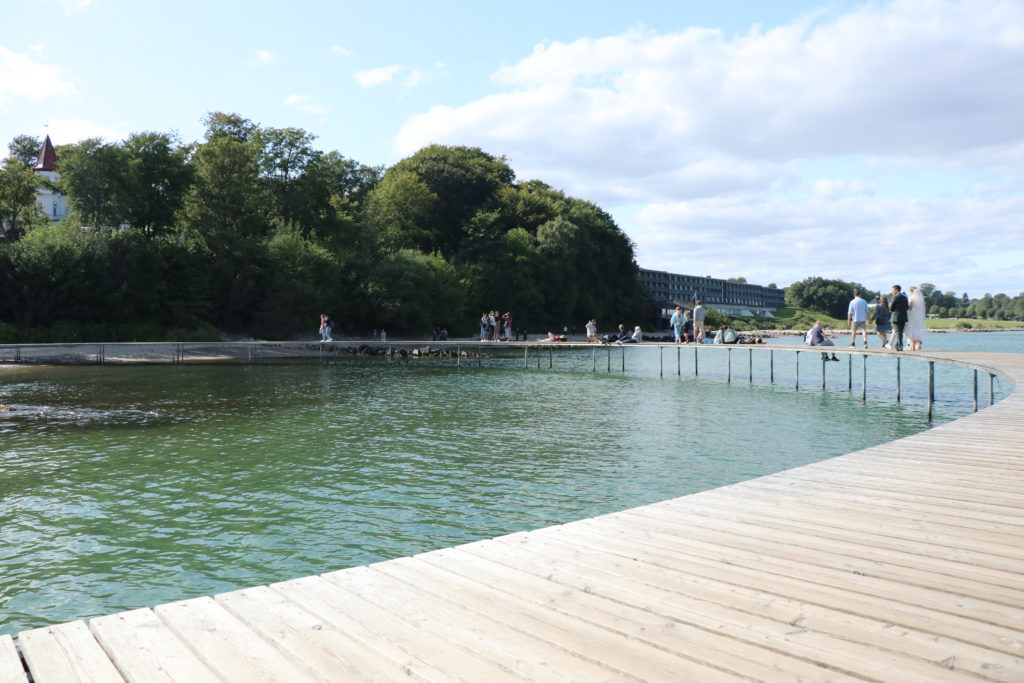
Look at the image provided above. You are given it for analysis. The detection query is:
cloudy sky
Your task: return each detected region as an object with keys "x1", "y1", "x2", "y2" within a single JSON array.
[{"x1": 2, "y1": 0, "x2": 1022, "y2": 297}]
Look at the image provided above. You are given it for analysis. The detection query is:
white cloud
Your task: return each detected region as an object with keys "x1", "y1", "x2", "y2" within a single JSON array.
[
  {"x1": 633, "y1": 193, "x2": 1024, "y2": 294},
  {"x1": 57, "y1": 0, "x2": 98, "y2": 14},
  {"x1": 355, "y1": 64, "x2": 402, "y2": 87},
  {"x1": 282, "y1": 93, "x2": 328, "y2": 117},
  {"x1": 329, "y1": 45, "x2": 351, "y2": 57},
  {"x1": 811, "y1": 179, "x2": 877, "y2": 198},
  {"x1": 249, "y1": 50, "x2": 276, "y2": 67},
  {"x1": 403, "y1": 68, "x2": 425, "y2": 89},
  {"x1": 392, "y1": 0, "x2": 1024, "y2": 293},
  {"x1": 0, "y1": 46, "x2": 76, "y2": 107}
]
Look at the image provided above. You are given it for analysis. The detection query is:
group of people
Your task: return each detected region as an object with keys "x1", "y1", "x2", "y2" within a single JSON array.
[
  {"x1": 669, "y1": 300, "x2": 708, "y2": 343},
  {"x1": 479, "y1": 311, "x2": 513, "y2": 341},
  {"x1": 810, "y1": 284, "x2": 927, "y2": 360}
]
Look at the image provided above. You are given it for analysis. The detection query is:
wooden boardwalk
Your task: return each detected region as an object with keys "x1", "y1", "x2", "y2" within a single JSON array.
[{"x1": 3, "y1": 349, "x2": 1023, "y2": 681}]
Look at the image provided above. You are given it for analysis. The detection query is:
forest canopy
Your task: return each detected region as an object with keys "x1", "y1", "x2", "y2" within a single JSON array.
[{"x1": 0, "y1": 114, "x2": 649, "y2": 341}]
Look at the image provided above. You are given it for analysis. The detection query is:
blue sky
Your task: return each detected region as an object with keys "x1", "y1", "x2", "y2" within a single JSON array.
[{"x1": 2, "y1": 0, "x2": 1022, "y2": 297}]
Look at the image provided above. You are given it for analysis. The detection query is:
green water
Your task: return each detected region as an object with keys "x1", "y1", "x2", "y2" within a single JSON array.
[{"x1": 0, "y1": 342, "x2": 1012, "y2": 635}]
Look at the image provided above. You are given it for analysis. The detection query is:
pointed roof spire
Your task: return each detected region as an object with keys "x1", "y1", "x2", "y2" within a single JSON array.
[{"x1": 34, "y1": 135, "x2": 58, "y2": 172}]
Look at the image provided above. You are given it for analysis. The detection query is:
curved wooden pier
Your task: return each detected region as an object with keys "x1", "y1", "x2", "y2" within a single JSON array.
[{"x1": 2, "y1": 348, "x2": 1023, "y2": 681}]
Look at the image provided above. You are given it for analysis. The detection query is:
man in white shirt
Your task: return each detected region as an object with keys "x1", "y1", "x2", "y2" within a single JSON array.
[
  {"x1": 692, "y1": 300, "x2": 706, "y2": 343},
  {"x1": 847, "y1": 290, "x2": 869, "y2": 347}
]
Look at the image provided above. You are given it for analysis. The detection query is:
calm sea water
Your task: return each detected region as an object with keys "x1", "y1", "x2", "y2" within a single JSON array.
[{"x1": 0, "y1": 332, "x2": 1019, "y2": 635}]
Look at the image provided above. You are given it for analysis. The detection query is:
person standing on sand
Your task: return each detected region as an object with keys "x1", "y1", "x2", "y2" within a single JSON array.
[{"x1": 889, "y1": 285, "x2": 909, "y2": 351}]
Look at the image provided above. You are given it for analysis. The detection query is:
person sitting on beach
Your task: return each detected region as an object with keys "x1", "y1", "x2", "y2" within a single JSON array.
[
  {"x1": 807, "y1": 321, "x2": 839, "y2": 361},
  {"x1": 722, "y1": 325, "x2": 738, "y2": 344}
]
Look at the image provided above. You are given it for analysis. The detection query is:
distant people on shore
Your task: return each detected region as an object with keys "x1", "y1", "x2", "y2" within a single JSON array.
[{"x1": 847, "y1": 290, "x2": 869, "y2": 347}]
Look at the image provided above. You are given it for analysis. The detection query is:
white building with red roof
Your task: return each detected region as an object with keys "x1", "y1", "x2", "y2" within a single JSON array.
[{"x1": 34, "y1": 135, "x2": 68, "y2": 223}]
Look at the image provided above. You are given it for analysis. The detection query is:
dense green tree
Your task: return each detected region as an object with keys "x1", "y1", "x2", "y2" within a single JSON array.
[
  {"x1": 363, "y1": 168, "x2": 439, "y2": 250},
  {"x1": 383, "y1": 145, "x2": 515, "y2": 258},
  {"x1": 7, "y1": 135, "x2": 42, "y2": 168},
  {"x1": 180, "y1": 136, "x2": 265, "y2": 244},
  {"x1": 202, "y1": 111, "x2": 259, "y2": 143},
  {"x1": 785, "y1": 277, "x2": 877, "y2": 319},
  {"x1": 58, "y1": 138, "x2": 132, "y2": 228},
  {"x1": 122, "y1": 132, "x2": 194, "y2": 236},
  {"x1": 0, "y1": 157, "x2": 45, "y2": 240}
]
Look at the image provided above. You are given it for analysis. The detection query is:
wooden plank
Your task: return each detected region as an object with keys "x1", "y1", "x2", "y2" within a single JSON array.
[
  {"x1": 427, "y1": 540, "x2": 960, "y2": 682},
  {"x1": 214, "y1": 585, "x2": 422, "y2": 682},
  {"x1": 386, "y1": 550, "x2": 750, "y2": 682},
  {"x1": 89, "y1": 608, "x2": 219, "y2": 683},
  {"x1": 271, "y1": 574, "x2": 520, "y2": 681},
  {"x1": 564, "y1": 518, "x2": 1024, "y2": 659},
  {"x1": 540, "y1": 525, "x2": 1024, "y2": 679},
  {"x1": 0, "y1": 635, "x2": 26, "y2": 683},
  {"x1": 18, "y1": 621, "x2": 123, "y2": 683},
  {"x1": 153, "y1": 597, "x2": 318, "y2": 682},
  {"x1": 322, "y1": 564, "x2": 623, "y2": 680}
]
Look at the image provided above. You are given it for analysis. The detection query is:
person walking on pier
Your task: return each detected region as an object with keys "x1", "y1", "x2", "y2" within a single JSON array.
[
  {"x1": 670, "y1": 306, "x2": 684, "y2": 343},
  {"x1": 847, "y1": 290, "x2": 869, "y2": 347},
  {"x1": 692, "y1": 300, "x2": 706, "y2": 343},
  {"x1": 874, "y1": 296, "x2": 892, "y2": 347},
  {"x1": 907, "y1": 286, "x2": 927, "y2": 351},
  {"x1": 889, "y1": 285, "x2": 909, "y2": 351}
]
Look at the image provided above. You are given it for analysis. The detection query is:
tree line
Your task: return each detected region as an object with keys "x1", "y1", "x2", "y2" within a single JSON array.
[
  {"x1": 785, "y1": 277, "x2": 1024, "y2": 321},
  {"x1": 0, "y1": 113, "x2": 649, "y2": 342}
]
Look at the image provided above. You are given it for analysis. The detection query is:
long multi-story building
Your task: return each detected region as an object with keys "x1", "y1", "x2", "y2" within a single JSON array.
[{"x1": 638, "y1": 268, "x2": 785, "y2": 324}]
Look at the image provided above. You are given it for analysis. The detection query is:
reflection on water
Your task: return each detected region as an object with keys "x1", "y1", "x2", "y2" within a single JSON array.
[{"x1": 0, "y1": 349, "x2": 1001, "y2": 634}]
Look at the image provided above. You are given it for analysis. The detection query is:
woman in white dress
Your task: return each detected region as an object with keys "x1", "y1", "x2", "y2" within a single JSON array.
[{"x1": 907, "y1": 286, "x2": 926, "y2": 351}]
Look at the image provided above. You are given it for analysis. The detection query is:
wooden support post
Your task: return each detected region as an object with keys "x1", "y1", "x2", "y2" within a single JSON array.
[
  {"x1": 677, "y1": 347, "x2": 681, "y2": 376},
  {"x1": 607, "y1": 346, "x2": 611, "y2": 372},
  {"x1": 458, "y1": 344, "x2": 462, "y2": 367},
  {"x1": 821, "y1": 353, "x2": 827, "y2": 389},
  {"x1": 659, "y1": 346, "x2": 663, "y2": 378},
  {"x1": 769, "y1": 349, "x2": 774, "y2": 383},
  {"x1": 549, "y1": 348, "x2": 552, "y2": 369},
  {"x1": 973, "y1": 369, "x2": 978, "y2": 412},
  {"x1": 896, "y1": 356, "x2": 901, "y2": 403},
  {"x1": 523, "y1": 345, "x2": 527, "y2": 369},
  {"x1": 990, "y1": 373, "x2": 995, "y2": 407},
  {"x1": 727, "y1": 347, "x2": 732, "y2": 383},
  {"x1": 862, "y1": 355, "x2": 867, "y2": 401},
  {"x1": 848, "y1": 354, "x2": 852, "y2": 391},
  {"x1": 694, "y1": 346, "x2": 698, "y2": 376},
  {"x1": 749, "y1": 348, "x2": 753, "y2": 383},
  {"x1": 795, "y1": 351, "x2": 799, "y2": 390},
  {"x1": 593, "y1": 347, "x2": 596, "y2": 372},
  {"x1": 927, "y1": 361, "x2": 935, "y2": 422},
  {"x1": 621, "y1": 346, "x2": 625, "y2": 373}
]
